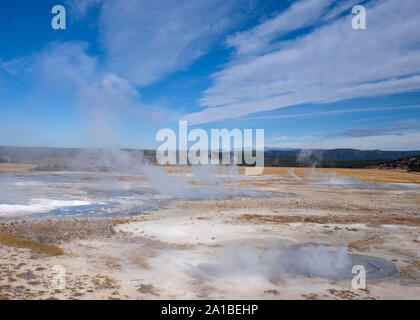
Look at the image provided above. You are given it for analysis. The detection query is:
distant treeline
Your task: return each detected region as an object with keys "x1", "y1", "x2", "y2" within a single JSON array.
[
  {"x1": 262, "y1": 155, "x2": 391, "y2": 168},
  {"x1": 367, "y1": 155, "x2": 420, "y2": 172},
  {"x1": 264, "y1": 148, "x2": 420, "y2": 161},
  {"x1": 1, "y1": 146, "x2": 420, "y2": 169}
]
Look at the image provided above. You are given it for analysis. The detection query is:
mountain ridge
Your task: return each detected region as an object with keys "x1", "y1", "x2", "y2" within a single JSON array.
[
  {"x1": 1, "y1": 146, "x2": 420, "y2": 163},
  {"x1": 264, "y1": 148, "x2": 420, "y2": 161}
]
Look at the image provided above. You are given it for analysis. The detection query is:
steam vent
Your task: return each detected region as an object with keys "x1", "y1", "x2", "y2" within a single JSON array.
[{"x1": 278, "y1": 243, "x2": 398, "y2": 280}]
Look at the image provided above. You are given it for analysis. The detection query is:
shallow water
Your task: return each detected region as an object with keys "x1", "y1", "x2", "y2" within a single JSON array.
[{"x1": 0, "y1": 170, "x2": 259, "y2": 219}]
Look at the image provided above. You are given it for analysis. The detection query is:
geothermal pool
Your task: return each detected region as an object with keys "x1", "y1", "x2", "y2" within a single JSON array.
[
  {"x1": 0, "y1": 167, "x2": 263, "y2": 219},
  {"x1": 1, "y1": 166, "x2": 419, "y2": 219},
  {"x1": 0, "y1": 166, "x2": 419, "y2": 299}
]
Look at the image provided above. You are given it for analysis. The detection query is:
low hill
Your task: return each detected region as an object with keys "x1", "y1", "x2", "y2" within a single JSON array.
[
  {"x1": 1, "y1": 146, "x2": 420, "y2": 169},
  {"x1": 264, "y1": 148, "x2": 420, "y2": 161},
  {"x1": 367, "y1": 155, "x2": 420, "y2": 172}
]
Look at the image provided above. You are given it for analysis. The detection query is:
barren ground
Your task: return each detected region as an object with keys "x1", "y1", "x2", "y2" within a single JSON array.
[{"x1": 0, "y1": 167, "x2": 419, "y2": 300}]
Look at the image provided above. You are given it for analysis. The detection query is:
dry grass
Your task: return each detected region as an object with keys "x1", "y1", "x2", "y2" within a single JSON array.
[
  {"x1": 0, "y1": 163, "x2": 37, "y2": 172},
  {"x1": 137, "y1": 283, "x2": 160, "y2": 296},
  {"x1": 0, "y1": 218, "x2": 130, "y2": 243},
  {"x1": 260, "y1": 167, "x2": 420, "y2": 184},
  {"x1": 157, "y1": 166, "x2": 420, "y2": 184},
  {"x1": 91, "y1": 274, "x2": 119, "y2": 290},
  {"x1": 0, "y1": 232, "x2": 63, "y2": 256},
  {"x1": 237, "y1": 213, "x2": 420, "y2": 227},
  {"x1": 1, "y1": 163, "x2": 418, "y2": 183}
]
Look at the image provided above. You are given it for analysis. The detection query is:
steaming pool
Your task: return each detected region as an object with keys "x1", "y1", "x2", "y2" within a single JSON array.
[
  {"x1": 0, "y1": 169, "x2": 263, "y2": 219},
  {"x1": 1, "y1": 166, "x2": 418, "y2": 299},
  {"x1": 1, "y1": 167, "x2": 419, "y2": 219},
  {"x1": 278, "y1": 243, "x2": 398, "y2": 280}
]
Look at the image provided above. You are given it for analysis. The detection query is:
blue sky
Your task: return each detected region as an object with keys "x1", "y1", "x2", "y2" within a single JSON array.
[{"x1": 0, "y1": 0, "x2": 419, "y2": 150}]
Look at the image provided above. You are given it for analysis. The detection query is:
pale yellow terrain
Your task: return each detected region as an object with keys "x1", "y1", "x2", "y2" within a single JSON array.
[
  {"x1": 0, "y1": 163, "x2": 37, "y2": 172},
  {"x1": 0, "y1": 167, "x2": 419, "y2": 299},
  {"x1": 261, "y1": 167, "x2": 420, "y2": 184}
]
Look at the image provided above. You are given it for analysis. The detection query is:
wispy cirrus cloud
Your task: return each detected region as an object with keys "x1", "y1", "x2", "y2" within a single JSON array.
[
  {"x1": 184, "y1": 0, "x2": 420, "y2": 124},
  {"x1": 0, "y1": 57, "x2": 30, "y2": 76},
  {"x1": 322, "y1": 0, "x2": 363, "y2": 20},
  {"x1": 244, "y1": 105, "x2": 420, "y2": 121},
  {"x1": 64, "y1": 0, "x2": 103, "y2": 20},
  {"x1": 98, "y1": 0, "x2": 247, "y2": 87},
  {"x1": 226, "y1": 0, "x2": 335, "y2": 57},
  {"x1": 337, "y1": 125, "x2": 420, "y2": 137},
  {"x1": 268, "y1": 131, "x2": 420, "y2": 151}
]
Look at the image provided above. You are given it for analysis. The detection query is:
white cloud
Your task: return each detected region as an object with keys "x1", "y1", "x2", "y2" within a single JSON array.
[
  {"x1": 99, "y1": 0, "x2": 245, "y2": 86},
  {"x1": 226, "y1": 0, "x2": 335, "y2": 57},
  {"x1": 34, "y1": 42, "x2": 179, "y2": 146},
  {"x1": 184, "y1": 0, "x2": 420, "y2": 124},
  {"x1": 0, "y1": 57, "x2": 30, "y2": 76},
  {"x1": 247, "y1": 105, "x2": 420, "y2": 121},
  {"x1": 322, "y1": 0, "x2": 362, "y2": 21},
  {"x1": 64, "y1": 0, "x2": 103, "y2": 19},
  {"x1": 268, "y1": 131, "x2": 420, "y2": 151},
  {"x1": 36, "y1": 42, "x2": 98, "y2": 88}
]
